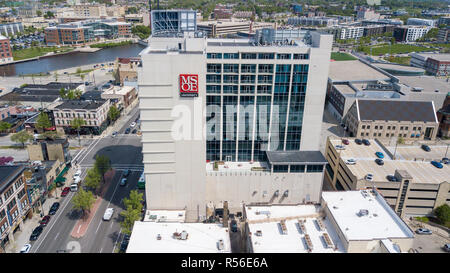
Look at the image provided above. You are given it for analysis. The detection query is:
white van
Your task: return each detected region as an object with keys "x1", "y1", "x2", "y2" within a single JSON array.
[{"x1": 70, "y1": 183, "x2": 78, "y2": 192}]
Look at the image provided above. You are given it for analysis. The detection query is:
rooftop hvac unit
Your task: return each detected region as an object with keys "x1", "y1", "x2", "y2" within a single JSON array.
[
  {"x1": 357, "y1": 209, "x2": 369, "y2": 217},
  {"x1": 217, "y1": 239, "x2": 224, "y2": 250},
  {"x1": 255, "y1": 230, "x2": 262, "y2": 236},
  {"x1": 180, "y1": 230, "x2": 188, "y2": 240}
]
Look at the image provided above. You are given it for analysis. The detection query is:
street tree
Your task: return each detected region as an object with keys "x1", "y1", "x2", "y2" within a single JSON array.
[
  {"x1": 70, "y1": 118, "x2": 86, "y2": 147},
  {"x1": 35, "y1": 112, "x2": 52, "y2": 132},
  {"x1": 72, "y1": 188, "x2": 96, "y2": 219},
  {"x1": 120, "y1": 204, "x2": 141, "y2": 235},
  {"x1": 123, "y1": 190, "x2": 143, "y2": 212},
  {"x1": 434, "y1": 204, "x2": 450, "y2": 224},
  {"x1": 84, "y1": 167, "x2": 101, "y2": 195},
  {"x1": 0, "y1": 121, "x2": 11, "y2": 134},
  {"x1": 108, "y1": 105, "x2": 120, "y2": 122},
  {"x1": 94, "y1": 155, "x2": 111, "y2": 183},
  {"x1": 11, "y1": 130, "x2": 34, "y2": 148}
]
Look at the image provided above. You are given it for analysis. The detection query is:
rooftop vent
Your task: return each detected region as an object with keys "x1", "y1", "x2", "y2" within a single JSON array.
[
  {"x1": 357, "y1": 209, "x2": 369, "y2": 217},
  {"x1": 255, "y1": 230, "x2": 262, "y2": 236},
  {"x1": 217, "y1": 239, "x2": 224, "y2": 250}
]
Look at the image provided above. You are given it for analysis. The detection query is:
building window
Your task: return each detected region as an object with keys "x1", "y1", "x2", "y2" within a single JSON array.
[
  {"x1": 258, "y1": 53, "x2": 274, "y2": 59},
  {"x1": 273, "y1": 165, "x2": 288, "y2": 173},
  {"x1": 277, "y1": 53, "x2": 291, "y2": 59},
  {"x1": 400, "y1": 126, "x2": 403, "y2": 130},
  {"x1": 366, "y1": 125, "x2": 370, "y2": 129},
  {"x1": 223, "y1": 53, "x2": 239, "y2": 59},
  {"x1": 306, "y1": 165, "x2": 323, "y2": 173},
  {"x1": 387, "y1": 126, "x2": 390, "y2": 130},
  {"x1": 362, "y1": 125, "x2": 365, "y2": 129},
  {"x1": 290, "y1": 165, "x2": 305, "y2": 173},
  {"x1": 241, "y1": 53, "x2": 257, "y2": 59},
  {"x1": 379, "y1": 126, "x2": 383, "y2": 130},
  {"x1": 293, "y1": 53, "x2": 309, "y2": 60},
  {"x1": 207, "y1": 53, "x2": 222, "y2": 59},
  {"x1": 413, "y1": 127, "x2": 416, "y2": 131}
]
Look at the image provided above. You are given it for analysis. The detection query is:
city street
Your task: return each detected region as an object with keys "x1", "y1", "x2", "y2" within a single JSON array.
[{"x1": 29, "y1": 105, "x2": 142, "y2": 253}]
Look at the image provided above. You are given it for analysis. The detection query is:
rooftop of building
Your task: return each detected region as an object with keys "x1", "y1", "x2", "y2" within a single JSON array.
[
  {"x1": 329, "y1": 138, "x2": 450, "y2": 184},
  {"x1": 412, "y1": 53, "x2": 450, "y2": 62},
  {"x1": 321, "y1": 190, "x2": 415, "y2": 241},
  {"x1": 102, "y1": 85, "x2": 135, "y2": 96},
  {"x1": 329, "y1": 60, "x2": 390, "y2": 82},
  {"x1": 245, "y1": 204, "x2": 345, "y2": 253},
  {"x1": 397, "y1": 75, "x2": 450, "y2": 94},
  {"x1": 206, "y1": 161, "x2": 270, "y2": 173},
  {"x1": 55, "y1": 99, "x2": 107, "y2": 110},
  {"x1": 126, "y1": 221, "x2": 231, "y2": 253},
  {"x1": 356, "y1": 99, "x2": 437, "y2": 122},
  {"x1": 374, "y1": 63, "x2": 425, "y2": 75},
  {"x1": 266, "y1": 151, "x2": 327, "y2": 165},
  {"x1": 0, "y1": 165, "x2": 25, "y2": 193},
  {"x1": 143, "y1": 210, "x2": 186, "y2": 222}
]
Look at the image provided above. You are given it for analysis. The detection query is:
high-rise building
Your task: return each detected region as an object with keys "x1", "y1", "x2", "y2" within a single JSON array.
[
  {"x1": 138, "y1": 30, "x2": 332, "y2": 221},
  {"x1": 151, "y1": 10, "x2": 197, "y2": 37}
]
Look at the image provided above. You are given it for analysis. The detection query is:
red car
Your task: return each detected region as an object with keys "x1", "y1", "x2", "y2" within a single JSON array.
[
  {"x1": 40, "y1": 215, "x2": 51, "y2": 226},
  {"x1": 61, "y1": 187, "x2": 70, "y2": 197},
  {"x1": 342, "y1": 139, "x2": 350, "y2": 145}
]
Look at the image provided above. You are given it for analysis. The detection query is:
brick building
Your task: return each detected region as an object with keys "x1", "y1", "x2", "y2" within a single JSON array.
[{"x1": 0, "y1": 35, "x2": 13, "y2": 64}]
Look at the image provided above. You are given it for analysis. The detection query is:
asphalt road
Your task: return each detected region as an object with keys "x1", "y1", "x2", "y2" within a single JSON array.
[{"x1": 30, "y1": 106, "x2": 143, "y2": 253}]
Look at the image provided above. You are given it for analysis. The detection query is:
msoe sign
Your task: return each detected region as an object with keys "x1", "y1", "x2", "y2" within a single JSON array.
[{"x1": 179, "y1": 74, "x2": 199, "y2": 97}]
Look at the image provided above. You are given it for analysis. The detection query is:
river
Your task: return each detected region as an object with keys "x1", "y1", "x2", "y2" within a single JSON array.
[{"x1": 0, "y1": 43, "x2": 146, "y2": 77}]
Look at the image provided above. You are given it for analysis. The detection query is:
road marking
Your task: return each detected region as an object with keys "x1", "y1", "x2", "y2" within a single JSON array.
[
  {"x1": 109, "y1": 221, "x2": 114, "y2": 229},
  {"x1": 77, "y1": 225, "x2": 82, "y2": 234},
  {"x1": 95, "y1": 221, "x2": 102, "y2": 234},
  {"x1": 54, "y1": 232, "x2": 60, "y2": 240}
]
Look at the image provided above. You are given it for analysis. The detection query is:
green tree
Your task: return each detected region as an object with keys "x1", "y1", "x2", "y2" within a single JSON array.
[
  {"x1": 94, "y1": 155, "x2": 111, "y2": 183},
  {"x1": 434, "y1": 204, "x2": 450, "y2": 224},
  {"x1": 35, "y1": 112, "x2": 52, "y2": 132},
  {"x1": 36, "y1": 10, "x2": 42, "y2": 17},
  {"x1": 84, "y1": 167, "x2": 101, "y2": 194},
  {"x1": 108, "y1": 105, "x2": 120, "y2": 122},
  {"x1": 0, "y1": 121, "x2": 11, "y2": 133},
  {"x1": 70, "y1": 117, "x2": 86, "y2": 147},
  {"x1": 123, "y1": 190, "x2": 143, "y2": 212},
  {"x1": 120, "y1": 204, "x2": 141, "y2": 235},
  {"x1": 11, "y1": 130, "x2": 34, "y2": 148},
  {"x1": 72, "y1": 188, "x2": 96, "y2": 219}
]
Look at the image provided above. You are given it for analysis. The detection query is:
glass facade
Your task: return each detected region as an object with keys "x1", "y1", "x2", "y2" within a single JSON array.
[{"x1": 205, "y1": 56, "x2": 309, "y2": 162}]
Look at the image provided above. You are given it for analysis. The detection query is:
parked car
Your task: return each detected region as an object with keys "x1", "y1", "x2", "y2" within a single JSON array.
[
  {"x1": 132, "y1": 129, "x2": 137, "y2": 134},
  {"x1": 375, "y1": 152, "x2": 384, "y2": 159},
  {"x1": 40, "y1": 215, "x2": 51, "y2": 226},
  {"x1": 365, "y1": 173, "x2": 373, "y2": 181},
  {"x1": 443, "y1": 244, "x2": 450, "y2": 252},
  {"x1": 421, "y1": 144, "x2": 431, "y2": 152},
  {"x1": 73, "y1": 169, "x2": 82, "y2": 179},
  {"x1": 103, "y1": 208, "x2": 114, "y2": 221},
  {"x1": 120, "y1": 178, "x2": 127, "y2": 186},
  {"x1": 415, "y1": 228, "x2": 432, "y2": 235},
  {"x1": 442, "y1": 158, "x2": 449, "y2": 164},
  {"x1": 362, "y1": 139, "x2": 371, "y2": 146},
  {"x1": 375, "y1": 159, "x2": 384, "y2": 166},
  {"x1": 355, "y1": 139, "x2": 363, "y2": 145},
  {"x1": 342, "y1": 139, "x2": 349, "y2": 145},
  {"x1": 20, "y1": 244, "x2": 31, "y2": 253},
  {"x1": 112, "y1": 131, "x2": 118, "y2": 137},
  {"x1": 335, "y1": 145, "x2": 346, "y2": 150},
  {"x1": 130, "y1": 122, "x2": 136, "y2": 128},
  {"x1": 345, "y1": 158, "x2": 357, "y2": 165},
  {"x1": 61, "y1": 187, "x2": 70, "y2": 197},
  {"x1": 120, "y1": 234, "x2": 130, "y2": 252},
  {"x1": 29, "y1": 226, "x2": 43, "y2": 241},
  {"x1": 49, "y1": 202, "x2": 60, "y2": 215},
  {"x1": 230, "y1": 220, "x2": 238, "y2": 232},
  {"x1": 386, "y1": 175, "x2": 398, "y2": 182},
  {"x1": 125, "y1": 128, "x2": 131, "y2": 134},
  {"x1": 431, "y1": 161, "x2": 443, "y2": 169}
]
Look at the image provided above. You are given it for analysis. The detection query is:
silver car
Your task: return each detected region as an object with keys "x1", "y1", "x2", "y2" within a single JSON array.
[{"x1": 415, "y1": 228, "x2": 432, "y2": 235}]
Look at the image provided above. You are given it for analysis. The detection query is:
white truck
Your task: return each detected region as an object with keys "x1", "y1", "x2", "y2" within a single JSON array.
[{"x1": 70, "y1": 176, "x2": 81, "y2": 192}]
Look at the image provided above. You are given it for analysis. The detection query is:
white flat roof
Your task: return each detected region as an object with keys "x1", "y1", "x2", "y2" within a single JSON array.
[
  {"x1": 143, "y1": 210, "x2": 186, "y2": 222},
  {"x1": 321, "y1": 190, "x2": 414, "y2": 241},
  {"x1": 245, "y1": 204, "x2": 345, "y2": 253},
  {"x1": 127, "y1": 221, "x2": 231, "y2": 253}
]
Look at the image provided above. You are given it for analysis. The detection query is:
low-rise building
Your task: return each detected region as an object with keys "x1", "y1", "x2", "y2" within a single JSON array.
[
  {"x1": 0, "y1": 22, "x2": 23, "y2": 36},
  {"x1": 244, "y1": 190, "x2": 415, "y2": 253},
  {"x1": 343, "y1": 100, "x2": 439, "y2": 140},
  {"x1": 363, "y1": 25, "x2": 395, "y2": 37},
  {"x1": 0, "y1": 35, "x2": 12, "y2": 64},
  {"x1": 27, "y1": 138, "x2": 71, "y2": 164},
  {"x1": 287, "y1": 16, "x2": 339, "y2": 27},
  {"x1": 126, "y1": 210, "x2": 231, "y2": 253},
  {"x1": 406, "y1": 18, "x2": 436, "y2": 27},
  {"x1": 437, "y1": 27, "x2": 450, "y2": 43},
  {"x1": 356, "y1": 7, "x2": 381, "y2": 20},
  {"x1": 52, "y1": 99, "x2": 110, "y2": 135},
  {"x1": 0, "y1": 166, "x2": 31, "y2": 251},
  {"x1": 101, "y1": 85, "x2": 137, "y2": 110},
  {"x1": 114, "y1": 57, "x2": 140, "y2": 84},
  {"x1": 410, "y1": 53, "x2": 450, "y2": 76},
  {"x1": 393, "y1": 26, "x2": 430, "y2": 42},
  {"x1": 197, "y1": 20, "x2": 274, "y2": 38},
  {"x1": 324, "y1": 137, "x2": 450, "y2": 217}
]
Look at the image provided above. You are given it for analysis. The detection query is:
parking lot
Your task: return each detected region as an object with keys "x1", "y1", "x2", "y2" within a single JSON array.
[
  {"x1": 387, "y1": 145, "x2": 449, "y2": 161},
  {"x1": 330, "y1": 138, "x2": 391, "y2": 160}
]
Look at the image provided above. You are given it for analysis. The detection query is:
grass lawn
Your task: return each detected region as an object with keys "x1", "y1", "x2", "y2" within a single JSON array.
[
  {"x1": 90, "y1": 40, "x2": 132, "y2": 49},
  {"x1": 12, "y1": 46, "x2": 74, "y2": 61},
  {"x1": 384, "y1": 56, "x2": 411, "y2": 65},
  {"x1": 359, "y1": 44, "x2": 435, "y2": 56},
  {"x1": 330, "y1": 52, "x2": 357, "y2": 61}
]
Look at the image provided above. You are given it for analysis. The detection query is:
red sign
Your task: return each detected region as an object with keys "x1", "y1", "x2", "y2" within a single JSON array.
[{"x1": 179, "y1": 74, "x2": 199, "y2": 97}]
